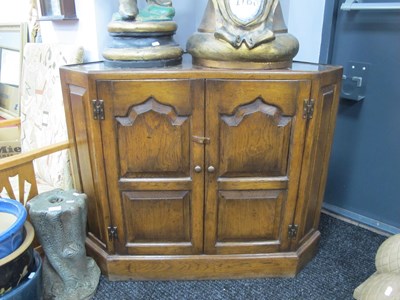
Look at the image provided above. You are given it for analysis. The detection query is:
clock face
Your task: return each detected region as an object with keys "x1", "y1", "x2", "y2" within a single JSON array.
[{"x1": 226, "y1": 0, "x2": 266, "y2": 25}]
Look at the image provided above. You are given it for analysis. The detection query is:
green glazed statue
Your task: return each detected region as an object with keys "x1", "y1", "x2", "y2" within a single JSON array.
[
  {"x1": 104, "y1": 0, "x2": 182, "y2": 67},
  {"x1": 117, "y1": 0, "x2": 175, "y2": 21}
]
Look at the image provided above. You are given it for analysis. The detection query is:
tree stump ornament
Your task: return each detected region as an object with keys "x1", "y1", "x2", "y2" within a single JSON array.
[{"x1": 27, "y1": 189, "x2": 100, "y2": 300}]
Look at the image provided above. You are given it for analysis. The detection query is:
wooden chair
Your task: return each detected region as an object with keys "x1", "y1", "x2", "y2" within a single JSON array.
[
  {"x1": 0, "y1": 141, "x2": 70, "y2": 205},
  {"x1": 0, "y1": 43, "x2": 84, "y2": 205},
  {"x1": 0, "y1": 118, "x2": 21, "y2": 128}
]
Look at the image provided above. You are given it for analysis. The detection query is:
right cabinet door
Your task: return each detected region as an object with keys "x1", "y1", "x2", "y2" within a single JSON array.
[{"x1": 204, "y1": 79, "x2": 312, "y2": 254}]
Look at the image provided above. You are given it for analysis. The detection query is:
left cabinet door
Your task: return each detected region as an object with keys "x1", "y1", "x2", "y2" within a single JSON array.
[{"x1": 97, "y1": 79, "x2": 205, "y2": 255}]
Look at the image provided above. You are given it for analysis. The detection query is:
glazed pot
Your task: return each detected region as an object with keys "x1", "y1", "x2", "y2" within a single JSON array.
[
  {"x1": 0, "y1": 198, "x2": 27, "y2": 259},
  {"x1": 0, "y1": 221, "x2": 35, "y2": 296},
  {"x1": 1, "y1": 250, "x2": 43, "y2": 300}
]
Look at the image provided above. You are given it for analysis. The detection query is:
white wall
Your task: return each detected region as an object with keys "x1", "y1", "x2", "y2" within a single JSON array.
[
  {"x1": 173, "y1": 0, "x2": 199, "y2": 49},
  {"x1": 39, "y1": 0, "x2": 115, "y2": 61},
  {"x1": 40, "y1": 0, "x2": 199, "y2": 61},
  {"x1": 0, "y1": 0, "x2": 30, "y2": 23},
  {"x1": 93, "y1": 0, "x2": 119, "y2": 61},
  {"x1": 0, "y1": 0, "x2": 326, "y2": 63},
  {"x1": 286, "y1": 0, "x2": 326, "y2": 63}
]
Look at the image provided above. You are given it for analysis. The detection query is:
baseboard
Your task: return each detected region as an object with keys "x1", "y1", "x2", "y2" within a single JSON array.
[{"x1": 322, "y1": 203, "x2": 400, "y2": 236}]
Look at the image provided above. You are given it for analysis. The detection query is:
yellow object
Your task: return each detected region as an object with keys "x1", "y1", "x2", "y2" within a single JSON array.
[{"x1": 354, "y1": 234, "x2": 400, "y2": 300}]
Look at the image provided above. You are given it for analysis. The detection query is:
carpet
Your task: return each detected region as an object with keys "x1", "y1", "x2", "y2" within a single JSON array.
[{"x1": 92, "y1": 213, "x2": 386, "y2": 300}]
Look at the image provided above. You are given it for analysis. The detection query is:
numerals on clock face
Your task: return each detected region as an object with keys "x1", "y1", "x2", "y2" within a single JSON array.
[
  {"x1": 228, "y1": 0, "x2": 265, "y2": 24},
  {"x1": 235, "y1": 0, "x2": 258, "y2": 5}
]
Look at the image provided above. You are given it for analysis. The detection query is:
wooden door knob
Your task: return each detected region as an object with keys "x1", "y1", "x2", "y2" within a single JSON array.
[
  {"x1": 207, "y1": 166, "x2": 215, "y2": 173},
  {"x1": 194, "y1": 166, "x2": 202, "y2": 173}
]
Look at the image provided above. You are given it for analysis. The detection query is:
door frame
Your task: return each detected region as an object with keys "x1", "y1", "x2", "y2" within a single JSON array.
[{"x1": 319, "y1": 0, "x2": 340, "y2": 64}]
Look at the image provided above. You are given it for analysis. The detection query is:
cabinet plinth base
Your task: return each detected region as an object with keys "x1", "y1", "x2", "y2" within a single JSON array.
[{"x1": 86, "y1": 231, "x2": 320, "y2": 281}]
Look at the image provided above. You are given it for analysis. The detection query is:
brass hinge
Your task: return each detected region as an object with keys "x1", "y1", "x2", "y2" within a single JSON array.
[
  {"x1": 92, "y1": 99, "x2": 105, "y2": 120},
  {"x1": 107, "y1": 226, "x2": 118, "y2": 241},
  {"x1": 303, "y1": 99, "x2": 315, "y2": 119},
  {"x1": 288, "y1": 224, "x2": 299, "y2": 239}
]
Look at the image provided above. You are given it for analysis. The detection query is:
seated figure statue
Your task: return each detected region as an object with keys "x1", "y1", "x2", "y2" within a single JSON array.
[
  {"x1": 104, "y1": 0, "x2": 182, "y2": 67},
  {"x1": 118, "y1": 0, "x2": 174, "y2": 21}
]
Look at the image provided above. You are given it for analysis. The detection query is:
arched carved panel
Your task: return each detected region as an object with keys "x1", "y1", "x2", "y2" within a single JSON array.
[
  {"x1": 221, "y1": 99, "x2": 290, "y2": 127},
  {"x1": 116, "y1": 98, "x2": 188, "y2": 127},
  {"x1": 219, "y1": 98, "x2": 292, "y2": 177},
  {"x1": 116, "y1": 98, "x2": 190, "y2": 178}
]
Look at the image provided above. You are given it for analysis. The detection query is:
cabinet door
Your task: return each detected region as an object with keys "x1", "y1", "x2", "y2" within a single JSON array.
[
  {"x1": 205, "y1": 79, "x2": 311, "y2": 254},
  {"x1": 97, "y1": 79, "x2": 204, "y2": 255}
]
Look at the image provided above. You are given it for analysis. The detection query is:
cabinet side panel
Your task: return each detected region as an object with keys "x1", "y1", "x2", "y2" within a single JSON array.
[
  {"x1": 304, "y1": 86, "x2": 335, "y2": 234},
  {"x1": 68, "y1": 84, "x2": 106, "y2": 245},
  {"x1": 294, "y1": 69, "x2": 341, "y2": 248},
  {"x1": 311, "y1": 78, "x2": 341, "y2": 230}
]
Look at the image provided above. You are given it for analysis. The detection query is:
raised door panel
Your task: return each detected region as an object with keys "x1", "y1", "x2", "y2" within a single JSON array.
[
  {"x1": 217, "y1": 190, "x2": 286, "y2": 242},
  {"x1": 97, "y1": 79, "x2": 204, "y2": 255},
  {"x1": 219, "y1": 99, "x2": 291, "y2": 177},
  {"x1": 116, "y1": 98, "x2": 190, "y2": 178},
  {"x1": 205, "y1": 79, "x2": 311, "y2": 254},
  {"x1": 122, "y1": 191, "x2": 191, "y2": 242}
]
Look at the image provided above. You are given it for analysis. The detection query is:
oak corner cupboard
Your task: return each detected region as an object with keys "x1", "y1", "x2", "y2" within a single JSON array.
[{"x1": 60, "y1": 57, "x2": 342, "y2": 280}]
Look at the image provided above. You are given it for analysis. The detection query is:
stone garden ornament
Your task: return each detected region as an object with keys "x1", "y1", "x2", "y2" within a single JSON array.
[
  {"x1": 103, "y1": 0, "x2": 183, "y2": 67},
  {"x1": 27, "y1": 189, "x2": 100, "y2": 300},
  {"x1": 187, "y1": 0, "x2": 299, "y2": 69}
]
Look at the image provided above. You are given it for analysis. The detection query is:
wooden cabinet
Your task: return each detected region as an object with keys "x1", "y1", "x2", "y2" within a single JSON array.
[{"x1": 60, "y1": 58, "x2": 342, "y2": 280}]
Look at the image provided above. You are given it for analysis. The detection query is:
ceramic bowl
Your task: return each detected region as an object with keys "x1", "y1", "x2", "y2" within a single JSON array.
[
  {"x1": 0, "y1": 221, "x2": 35, "y2": 296},
  {"x1": 1, "y1": 250, "x2": 43, "y2": 300},
  {"x1": 0, "y1": 198, "x2": 27, "y2": 259}
]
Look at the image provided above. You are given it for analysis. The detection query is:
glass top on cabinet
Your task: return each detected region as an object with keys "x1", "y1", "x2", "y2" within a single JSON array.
[{"x1": 62, "y1": 54, "x2": 341, "y2": 74}]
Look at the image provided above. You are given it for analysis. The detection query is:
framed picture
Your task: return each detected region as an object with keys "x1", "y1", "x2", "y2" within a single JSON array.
[
  {"x1": 0, "y1": 23, "x2": 28, "y2": 118},
  {"x1": 37, "y1": 0, "x2": 77, "y2": 21}
]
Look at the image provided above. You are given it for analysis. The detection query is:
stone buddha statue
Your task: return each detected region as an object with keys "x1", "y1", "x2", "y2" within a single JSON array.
[{"x1": 187, "y1": 0, "x2": 299, "y2": 69}]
